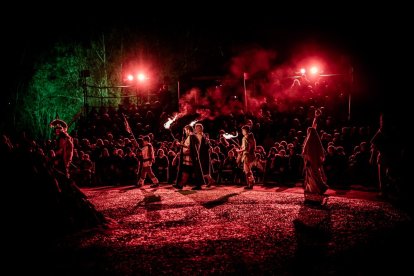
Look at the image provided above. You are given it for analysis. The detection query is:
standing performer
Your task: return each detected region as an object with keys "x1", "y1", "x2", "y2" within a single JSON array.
[
  {"x1": 238, "y1": 125, "x2": 256, "y2": 189},
  {"x1": 174, "y1": 125, "x2": 205, "y2": 190},
  {"x1": 370, "y1": 112, "x2": 400, "y2": 198},
  {"x1": 302, "y1": 109, "x2": 328, "y2": 204},
  {"x1": 194, "y1": 123, "x2": 215, "y2": 187},
  {"x1": 137, "y1": 136, "x2": 159, "y2": 188},
  {"x1": 50, "y1": 119, "x2": 73, "y2": 178}
]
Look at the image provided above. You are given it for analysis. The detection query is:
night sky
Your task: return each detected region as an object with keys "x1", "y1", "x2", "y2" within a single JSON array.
[{"x1": 1, "y1": 5, "x2": 411, "y2": 126}]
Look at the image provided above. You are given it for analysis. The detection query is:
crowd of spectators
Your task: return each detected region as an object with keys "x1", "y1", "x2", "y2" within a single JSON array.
[
  {"x1": 65, "y1": 98, "x2": 377, "y2": 190},
  {"x1": 2, "y1": 76, "x2": 408, "y2": 200}
]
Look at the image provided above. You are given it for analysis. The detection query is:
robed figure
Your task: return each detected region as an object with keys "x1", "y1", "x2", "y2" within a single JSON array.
[
  {"x1": 174, "y1": 125, "x2": 206, "y2": 189},
  {"x1": 302, "y1": 109, "x2": 328, "y2": 203},
  {"x1": 194, "y1": 123, "x2": 215, "y2": 186}
]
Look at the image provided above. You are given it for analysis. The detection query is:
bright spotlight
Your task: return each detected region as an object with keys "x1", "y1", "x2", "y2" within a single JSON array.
[
  {"x1": 137, "y1": 73, "x2": 146, "y2": 82},
  {"x1": 300, "y1": 68, "x2": 306, "y2": 75},
  {"x1": 127, "y1": 74, "x2": 134, "y2": 81},
  {"x1": 310, "y1": 66, "x2": 319, "y2": 75}
]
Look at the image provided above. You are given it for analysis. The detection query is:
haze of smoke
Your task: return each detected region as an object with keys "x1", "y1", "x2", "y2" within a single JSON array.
[{"x1": 177, "y1": 47, "x2": 346, "y2": 120}]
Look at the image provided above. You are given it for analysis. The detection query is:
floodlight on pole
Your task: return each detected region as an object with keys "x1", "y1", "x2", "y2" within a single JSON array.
[
  {"x1": 310, "y1": 66, "x2": 319, "y2": 75},
  {"x1": 300, "y1": 68, "x2": 306, "y2": 75},
  {"x1": 243, "y1": 72, "x2": 249, "y2": 112},
  {"x1": 137, "y1": 73, "x2": 147, "y2": 82},
  {"x1": 348, "y1": 66, "x2": 353, "y2": 121},
  {"x1": 127, "y1": 74, "x2": 134, "y2": 81}
]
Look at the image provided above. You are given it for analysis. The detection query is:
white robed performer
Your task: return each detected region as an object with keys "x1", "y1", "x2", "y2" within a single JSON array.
[{"x1": 302, "y1": 109, "x2": 328, "y2": 203}]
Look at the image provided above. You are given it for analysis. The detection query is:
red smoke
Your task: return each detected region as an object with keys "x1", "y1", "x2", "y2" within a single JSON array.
[{"x1": 177, "y1": 46, "x2": 351, "y2": 119}]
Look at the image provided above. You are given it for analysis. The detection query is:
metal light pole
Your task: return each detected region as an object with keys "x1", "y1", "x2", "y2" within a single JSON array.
[
  {"x1": 82, "y1": 78, "x2": 87, "y2": 115},
  {"x1": 348, "y1": 66, "x2": 353, "y2": 121},
  {"x1": 243, "y1": 72, "x2": 248, "y2": 112},
  {"x1": 80, "y1": 70, "x2": 90, "y2": 116},
  {"x1": 177, "y1": 81, "x2": 180, "y2": 112}
]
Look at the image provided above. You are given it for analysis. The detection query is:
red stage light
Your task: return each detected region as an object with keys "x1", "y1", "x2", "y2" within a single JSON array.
[
  {"x1": 310, "y1": 66, "x2": 319, "y2": 75},
  {"x1": 137, "y1": 73, "x2": 146, "y2": 82}
]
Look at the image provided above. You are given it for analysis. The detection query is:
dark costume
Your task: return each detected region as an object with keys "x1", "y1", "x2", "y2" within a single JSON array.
[
  {"x1": 55, "y1": 130, "x2": 74, "y2": 178},
  {"x1": 197, "y1": 133, "x2": 212, "y2": 176},
  {"x1": 176, "y1": 132, "x2": 205, "y2": 188},
  {"x1": 196, "y1": 131, "x2": 215, "y2": 185},
  {"x1": 370, "y1": 123, "x2": 402, "y2": 196}
]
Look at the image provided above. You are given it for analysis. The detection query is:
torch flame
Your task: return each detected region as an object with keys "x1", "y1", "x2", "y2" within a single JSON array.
[
  {"x1": 164, "y1": 114, "x2": 178, "y2": 129},
  {"x1": 189, "y1": 120, "x2": 198, "y2": 127},
  {"x1": 223, "y1": 132, "x2": 238, "y2": 139}
]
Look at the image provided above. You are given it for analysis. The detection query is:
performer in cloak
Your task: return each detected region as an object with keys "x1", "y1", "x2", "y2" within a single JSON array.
[
  {"x1": 302, "y1": 109, "x2": 328, "y2": 204},
  {"x1": 194, "y1": 123, "x2": 215, "y2": 187},
  {"x1": 173, "y1": 125, "x2": 205, "y2": 190}
]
